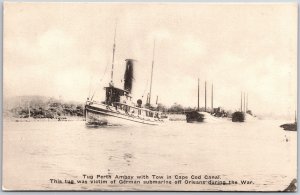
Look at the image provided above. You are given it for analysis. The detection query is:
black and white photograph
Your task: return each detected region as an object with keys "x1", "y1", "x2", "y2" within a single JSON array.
[{"x1": 2, "y1": 2, "x2": 298, "y2": 191}]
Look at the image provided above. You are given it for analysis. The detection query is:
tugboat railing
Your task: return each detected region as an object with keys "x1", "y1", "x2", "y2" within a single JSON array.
[{"x1": 86, "y1": 100, "x2": 162, "y2": 121}]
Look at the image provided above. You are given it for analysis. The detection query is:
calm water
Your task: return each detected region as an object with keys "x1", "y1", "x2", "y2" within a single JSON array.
[{"x1": 3, "y1": 118, "x2": 297, "y2": 191}]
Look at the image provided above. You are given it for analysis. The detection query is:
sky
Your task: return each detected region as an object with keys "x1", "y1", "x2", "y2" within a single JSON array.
[{"x1": 4, "y1": 3, "x2": 297, "y2": 119}]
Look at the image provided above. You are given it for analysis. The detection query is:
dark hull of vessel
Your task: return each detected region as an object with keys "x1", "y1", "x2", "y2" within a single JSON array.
[
  {"x1": 186, "y1": 111, "x2": 205, "y2": 123},
  {"x1": 280, "y1": 122, "x2": 297, "y2": 131},
  {"x1": 232, "y1": 111, "x2": 245, "y2": 122}
]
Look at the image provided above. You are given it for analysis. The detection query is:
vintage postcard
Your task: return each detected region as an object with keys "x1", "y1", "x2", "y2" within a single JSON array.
[{"x1": 2, "y1": 2, "x2": 297, "y2": 191}]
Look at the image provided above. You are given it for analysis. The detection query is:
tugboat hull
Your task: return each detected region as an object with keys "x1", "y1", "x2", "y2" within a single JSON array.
[{"x1": 85, "y1": 104, "x2": 162, "y2": 126}]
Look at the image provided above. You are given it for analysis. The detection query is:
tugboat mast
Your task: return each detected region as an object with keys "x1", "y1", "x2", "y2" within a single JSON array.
[
  {"x1": 149, "y1": 40, "x2": 155, "y2": 105},
  {"x1": 110, "y1": 22, "x2": 117, "y2": 86}
]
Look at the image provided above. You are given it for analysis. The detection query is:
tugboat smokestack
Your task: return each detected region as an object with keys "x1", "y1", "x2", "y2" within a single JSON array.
[{"x1": 124, "y1": 59, "x2": 135, "y2": 93}]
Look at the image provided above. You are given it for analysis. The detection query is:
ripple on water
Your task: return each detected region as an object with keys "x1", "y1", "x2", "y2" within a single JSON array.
[{"x1": 3, "y1": 120, "x2": 297, "y2": 191}]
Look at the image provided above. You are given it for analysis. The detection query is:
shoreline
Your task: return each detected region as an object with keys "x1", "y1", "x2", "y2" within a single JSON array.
[{"x1": 3, "y1": 117, "x2": 85, "y2": 122}]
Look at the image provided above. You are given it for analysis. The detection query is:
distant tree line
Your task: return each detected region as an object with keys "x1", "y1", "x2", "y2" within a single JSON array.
[
  {"x1": 5, "y1": 96, "x2": 84, "y2": 119},
  {"x1": 156, "y1": 103, "x2": 200, "y2": 114}
]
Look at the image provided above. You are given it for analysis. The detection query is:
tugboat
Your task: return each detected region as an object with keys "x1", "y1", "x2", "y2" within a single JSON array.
[{"x1": 85, "y1": 28, "x2": 163, "y2": 126}]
